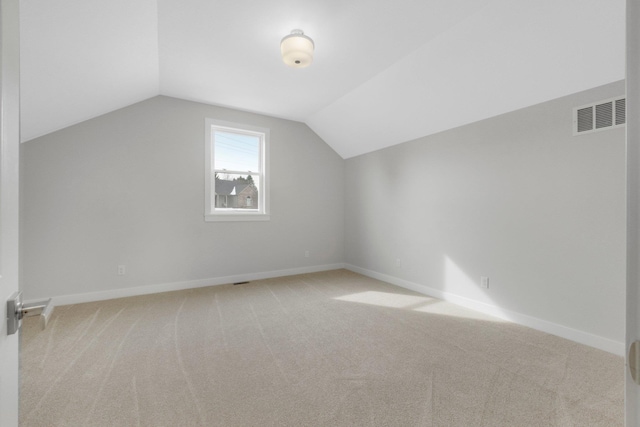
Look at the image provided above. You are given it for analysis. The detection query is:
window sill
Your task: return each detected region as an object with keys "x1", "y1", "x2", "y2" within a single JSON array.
[{"x1": 205, "y1": 213, "x2": 270, "y2": 222}]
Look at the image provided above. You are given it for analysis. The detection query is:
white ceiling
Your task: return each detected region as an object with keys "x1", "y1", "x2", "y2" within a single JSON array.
[{"x1": 21, "y1": 0, "x2": 625, "y2": 158}]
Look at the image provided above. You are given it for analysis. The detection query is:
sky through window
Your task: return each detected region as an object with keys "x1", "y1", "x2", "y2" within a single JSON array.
[{"x1": 214, "y1": 131, "x2": 259, "y2": 172}]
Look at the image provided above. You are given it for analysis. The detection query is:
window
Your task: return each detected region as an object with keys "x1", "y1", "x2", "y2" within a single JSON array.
[{"x1": 205, "y1": 119, "x2": 269, "y2": 221}]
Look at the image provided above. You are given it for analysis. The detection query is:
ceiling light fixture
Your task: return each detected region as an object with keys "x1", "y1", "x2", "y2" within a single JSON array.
[{"x1": 280, "y1": 29, "x2": 314, "y2": 68}]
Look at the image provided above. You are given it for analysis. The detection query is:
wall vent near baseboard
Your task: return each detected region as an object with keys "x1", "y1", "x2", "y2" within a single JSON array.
[{"x1": 573, "y1": 96, "x2": 625, "y2": 136}]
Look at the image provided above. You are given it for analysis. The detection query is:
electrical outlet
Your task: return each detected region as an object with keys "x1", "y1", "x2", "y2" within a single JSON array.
[
  {"x1": 304, "y1": 250, "x2": 310, "y2": 258},
  {"x1": 395, "y1": 258, "x2": 402, "y2": 267},
  {"x1": 480, "y1": 276, "x2": 489, "y2": 289},
  {"x1": 118, "y1": 265, "x2": 126, "y2": 276}
]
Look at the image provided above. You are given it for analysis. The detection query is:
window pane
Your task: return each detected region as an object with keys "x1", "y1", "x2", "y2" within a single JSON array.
[
  {"x1": 213, "y1": 173, "x2": 260, "y2": 210},
  {"x1": 214, "y1": 131, "x2": 260, "y2": 172}
]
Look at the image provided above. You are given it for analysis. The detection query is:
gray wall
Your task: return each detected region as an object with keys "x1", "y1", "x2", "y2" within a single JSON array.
[
  {"x1": 21, "y1": 96, "x2": 345, "y2": 300},
  {"x1": 21, "y1": 83, "x2": 626, "y2": 348},
  {"x1": 345, "y1": 81, "x2": 626, "y2": 345}
]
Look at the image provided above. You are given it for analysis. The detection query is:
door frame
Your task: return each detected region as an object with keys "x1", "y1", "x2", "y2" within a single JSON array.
[
  {"x1": 0, "y1": 0, "x2": 21, "y2": 425},
  {"x1": 627, "y1": 0, "x2": 640, "y2": 425}
]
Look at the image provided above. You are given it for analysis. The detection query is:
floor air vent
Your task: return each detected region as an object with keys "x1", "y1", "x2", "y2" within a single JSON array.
[{"x1": 574, "y1": 96, "x2": 625, "y2": 136}]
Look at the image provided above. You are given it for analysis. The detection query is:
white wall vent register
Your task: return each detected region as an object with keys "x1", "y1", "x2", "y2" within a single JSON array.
[{"x1": 573, "y1": 96, "x2": 625, "y2": 135}]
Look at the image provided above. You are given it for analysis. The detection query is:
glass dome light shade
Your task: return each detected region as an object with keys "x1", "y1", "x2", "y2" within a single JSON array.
[{"x1": 281, "y1": 30, "x2": 314, "y2": 68}]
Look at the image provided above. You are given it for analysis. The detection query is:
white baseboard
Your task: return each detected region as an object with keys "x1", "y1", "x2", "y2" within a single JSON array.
[
  {"x1": 32, "y1": 262, "x2": 623, "y2": 356},
  {"x1": 39, "y1": 263, "x2": 347, "y2": 307},
  {"x1": 345, "y1": 264, "x2": 625, "y2": 356}
]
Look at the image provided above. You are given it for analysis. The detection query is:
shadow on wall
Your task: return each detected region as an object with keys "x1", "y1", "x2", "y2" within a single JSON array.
[
  {"x1": 338, "y1": 254, "x2": 508, "y2": 322},
  {"x1": 442, "y1": 255, "x2": 508, "y2": 319}
]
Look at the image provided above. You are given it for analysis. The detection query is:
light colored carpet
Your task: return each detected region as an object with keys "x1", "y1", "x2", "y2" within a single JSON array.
[{"x1": 20, "y1": 269, "x2": 623, "y2": 426}]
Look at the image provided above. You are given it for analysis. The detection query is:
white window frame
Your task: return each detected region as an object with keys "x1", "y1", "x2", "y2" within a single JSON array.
[{"x1": 205, "y1": 119, "x2": 270, "y2": 222}]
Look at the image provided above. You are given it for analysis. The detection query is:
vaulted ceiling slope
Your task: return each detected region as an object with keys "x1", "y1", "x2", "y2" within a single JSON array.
[{"x1": 21, "y1": 0, "x2": 624, "y2": 158}]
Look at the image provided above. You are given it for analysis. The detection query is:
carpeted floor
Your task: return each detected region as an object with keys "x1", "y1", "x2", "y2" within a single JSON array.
[{"x1": 20, "y1": 269, "x2": 623, "y2": 426}]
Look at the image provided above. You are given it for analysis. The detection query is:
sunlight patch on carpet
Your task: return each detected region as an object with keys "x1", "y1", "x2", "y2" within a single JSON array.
[{"x1": 334, "y1": 290, "x2": 505, "y2": 322}]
